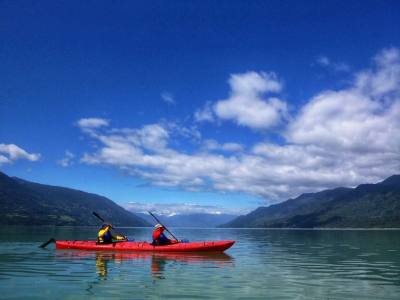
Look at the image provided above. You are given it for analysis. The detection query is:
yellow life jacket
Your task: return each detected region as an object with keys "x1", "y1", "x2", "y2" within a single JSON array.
[
  {"x1": 97, "y1": 225, "x2": 126, "y2": 243},
  {"x1": 97, "y1": 226, "x2": 111, "y2": 243}
]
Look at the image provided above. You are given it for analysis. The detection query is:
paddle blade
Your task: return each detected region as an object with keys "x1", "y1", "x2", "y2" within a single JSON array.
[
  {"x1": 92, "y1": 211, "x2": 105, "y2": 222},
  {"x1": 39, "y1": 238, "x2": 55, "y2": 248}
]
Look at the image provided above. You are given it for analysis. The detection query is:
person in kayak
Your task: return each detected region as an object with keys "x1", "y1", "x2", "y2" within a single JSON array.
[
  {"x1": 152, "y1": 224, "x2": 179, "y2": 246},
  {"x1": 97, "y1": 223, "x2": 127, "y2": 244}
]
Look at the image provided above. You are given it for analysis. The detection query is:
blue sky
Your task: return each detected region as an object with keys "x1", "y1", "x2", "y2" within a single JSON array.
[{"x1": 1, "y1": 1, "x2": 400, "y2": 215}]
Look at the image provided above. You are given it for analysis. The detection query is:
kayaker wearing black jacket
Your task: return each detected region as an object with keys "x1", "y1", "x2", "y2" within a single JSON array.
[{"x1": 97, "y1": 223, "x2": 127, "y2": 244}]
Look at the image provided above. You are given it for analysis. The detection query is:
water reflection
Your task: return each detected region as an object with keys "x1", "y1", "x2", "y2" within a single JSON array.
[
  {"x1": 2, "y1": 227, "x2": 400, "y2": 299},
  {"x1": 55, "y1": 250, "x2": 234, "y2": 280},
  {"x1": 231, "y1": 229, "x2": 400, "y2": 287},
  {"x1": 95, "y1": 253, "x2": 108, "y2": 278}
]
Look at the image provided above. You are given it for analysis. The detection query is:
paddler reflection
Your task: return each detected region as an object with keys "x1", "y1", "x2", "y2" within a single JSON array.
[
  {"x1": 95, "y1": 253, "x2": 118, "y2": 278},
  {"x1": 94, "y1": 252, "x2": 127, "y2": 279},
  {"x1": 95, "y1": 253, "x2": 108, "y2": 278},
  {"x1": 91, "y1": 252, "x2": 234, "y2": 279},
  {"x1": 150, "y1": 255, "x2": 167, "y2": 279}
]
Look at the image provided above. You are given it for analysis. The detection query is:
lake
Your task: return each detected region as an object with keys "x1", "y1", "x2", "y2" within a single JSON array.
[{"x1": 0, "y1": 226, "x2": 399, "y2": 299}]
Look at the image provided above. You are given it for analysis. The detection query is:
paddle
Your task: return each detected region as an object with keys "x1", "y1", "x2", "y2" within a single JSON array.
[
  {"x1": 39, "y1": 238, "x2": 55, "y2": 248},
  {"x1": 92, "y1": 211, "x2": 127, "y2": 239},
  {"x1": 148, "y1": 211, "x2": 179, "y2": 241},
  {"x1": 92, "y1": 211, "x2": 106, "y2": 223}
]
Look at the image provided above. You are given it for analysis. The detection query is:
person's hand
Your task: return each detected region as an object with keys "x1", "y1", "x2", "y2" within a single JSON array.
[{"x1": 116, "y1": 235, "x2": 128, "y2": 241}]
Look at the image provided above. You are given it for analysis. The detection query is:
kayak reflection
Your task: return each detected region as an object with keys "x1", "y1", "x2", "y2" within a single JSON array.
[{"x1": 56, "y1": 251, "x2": 234, "y2": 279}]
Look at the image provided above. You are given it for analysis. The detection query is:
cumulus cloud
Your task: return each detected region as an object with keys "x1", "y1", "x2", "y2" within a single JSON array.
[
  {"x1": 78, "y1": 48, "x2": 400, "y2": 204},
  {"x1": 283, "y1": 47, "x2": 400, "y2": 185},
  {"x1": 356, "y1": 47, "x2": 400, "y2": 97},
  {"x1": 213, "y1": 71, "x2": 288, "y2": 129},
  {"x1": 0, "y1": 143, "x2": 40, "y2": 165},
  {"x1": 125, "y1": 202, "x2": 246, "y2": 216},
  {"x1": 57, "y1": 150, "x2": 75, "y2": 167},
  {"x1": 161, "y1": 91, "x2": 176, "y2": 105},
  {"x1": 288, "y1": 48, "x2": 400, "y2": 155},
  {"x1": 79, "y1": 120, "x2": 324, "y2": 200}
]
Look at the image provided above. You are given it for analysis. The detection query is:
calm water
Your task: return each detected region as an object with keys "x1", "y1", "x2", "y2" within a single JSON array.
[{"x1": 0, "y1": 227, "x2": 399, "y2": 299}]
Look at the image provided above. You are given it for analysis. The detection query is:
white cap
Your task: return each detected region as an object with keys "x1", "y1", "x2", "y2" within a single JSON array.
[{"x1": 154, "y1": 224, "x2": 163, "y2": 229}]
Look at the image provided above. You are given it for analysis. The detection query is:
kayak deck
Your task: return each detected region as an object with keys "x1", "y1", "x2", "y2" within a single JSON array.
[{"x1": 55, "y1": 240, "x2": 235, "y2": 252}]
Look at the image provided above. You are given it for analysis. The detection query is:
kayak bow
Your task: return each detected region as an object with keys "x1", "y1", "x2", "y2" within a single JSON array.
[{"x1": 55, "y1": 240, "x2": 235, "y2": 252}]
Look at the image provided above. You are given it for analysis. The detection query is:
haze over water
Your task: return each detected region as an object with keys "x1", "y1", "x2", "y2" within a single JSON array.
[{"x1": 0, "y1": 226, "x2": 399, "y2": 299}]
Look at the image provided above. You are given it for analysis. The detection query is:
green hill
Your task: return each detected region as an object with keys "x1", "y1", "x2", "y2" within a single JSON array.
[
  {"x1": 221, "y1": 175, "x2": 400, "y2": 228},
  {"x1": 0, "y1": 171, "x2": 150, "y2": 226}
]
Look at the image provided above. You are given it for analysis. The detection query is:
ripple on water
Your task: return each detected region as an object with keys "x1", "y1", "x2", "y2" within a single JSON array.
[{"x1": 1, "y1": 228, "x2": 400, "y2": 299}]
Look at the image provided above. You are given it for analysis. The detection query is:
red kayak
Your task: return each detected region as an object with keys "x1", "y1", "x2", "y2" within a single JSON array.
[{"x1": 56, "y1": 240, "x2": 235, "y2": 252}]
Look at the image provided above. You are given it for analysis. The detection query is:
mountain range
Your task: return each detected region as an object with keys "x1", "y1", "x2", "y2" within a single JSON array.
[
  {"x1": 136, "y1": 212, "x2": 237, "y2": 228},
  {"x1": 221, "y1": 175, "x2": 400, "y2": 228},
  {"x1": 0, "y1": 171, "x2": 149, "y2": 226},
  {"x1": 2, "y1": 170, "x2": 400, "y2": 228}
]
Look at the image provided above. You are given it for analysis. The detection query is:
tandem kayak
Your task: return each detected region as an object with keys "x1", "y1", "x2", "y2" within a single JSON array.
[{"x1": 55, "y1": 240, "x2": 235, "y2": 252}]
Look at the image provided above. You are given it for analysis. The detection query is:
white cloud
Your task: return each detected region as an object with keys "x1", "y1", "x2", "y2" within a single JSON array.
[
  {"x1": 161, "y1": 91, "x2": 176, "y2": 105},
  {"x1": 0, "y1": 155, "x2": 10, "y2": 164},
  {"x1": 203, "y1": 139, "x2": 244, "y2": 152},
  {"x1": 229, "y1": 71, "x2": 282, "y2": 94},
  {"x1": 316, "y1": 55, "x2": 350, "y2": 72},
  {"x1": 317, "y1": 56, "x2": 330, "y2": 66},
  {"x1": 79, "y1": 121, "x2": 317, "y2": 200},
  {"x1": 194, "y1": 101, "x2": 215, "y2": 122},
  {"x1": 213, "y1": 71, "x2": 288, "y2": 129},
  {"x1": 76, "y1": 118, "x2": 109, "y2": 131},
  {"x1": 57, "y1": 150, "x2": 75, "y2": 167},
  {"x1": 222, "y1": 143, "x2": 244, "y2": 152},
  {"x1": 0, "y1": 144, "x2": 40, "y2": 165},
  {"x1": 283, "y1": 47, "x2": 400, "y2": 186},
  {"x1": 288, "y1": 49, "x2": 400, "y2": 155},
  {"x1": 125, "y1": 202, "x2": 246, "y2": 216},
  {"x1": 356, "y1": 47, "x2": 400, "y2": 97},
  {"x1": 166, "y1": 122, "x2": 201, "y2": 141},
  {"x1": 78, "y1": 48, "x2": 400, "y2": 204}
]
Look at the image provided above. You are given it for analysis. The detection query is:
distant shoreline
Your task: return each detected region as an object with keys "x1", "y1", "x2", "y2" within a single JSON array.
[{"x1": 2, "y1": 224, "x2": 400, "y2": 230}]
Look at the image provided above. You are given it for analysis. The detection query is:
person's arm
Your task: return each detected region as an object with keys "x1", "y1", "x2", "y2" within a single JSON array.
[
  {"x1": 159, "y1": 233, "x2": 179, "y2": 244},
  {"x1": 109, "y1": 227, "x2": 127, "y2": 241}
]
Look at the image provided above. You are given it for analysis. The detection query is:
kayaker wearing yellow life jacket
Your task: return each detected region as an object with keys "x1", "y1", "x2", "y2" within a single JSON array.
[
  {"x1": 97, "y1": 223, "x2": 127, "y2": 244},
  {"x1": 152, "y1": 224, "x2": 179, "y2": 246}
]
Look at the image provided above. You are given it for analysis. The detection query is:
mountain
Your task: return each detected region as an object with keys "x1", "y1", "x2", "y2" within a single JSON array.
[
  {"x1": 0, "y1": 171, "x2": 150, "y2": 226},
  {"x1": 136, "y1": 212, "x2": 237, "y2": 228},
  {"x1": 221, "y1": 175, "x2": 400, "y2": 228}
]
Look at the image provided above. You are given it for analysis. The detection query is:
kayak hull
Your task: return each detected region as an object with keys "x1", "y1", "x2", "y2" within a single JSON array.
[{"x1": 55, "y1": 240, "x2": 235, "y2": 252}]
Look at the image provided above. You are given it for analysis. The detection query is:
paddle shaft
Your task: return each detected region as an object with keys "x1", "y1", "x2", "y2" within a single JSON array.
[
  {"x1": 39, "y1": 238, "x2": 55, "y2": 248},
  {"x1": 92, "y1": 211, "x2": 105, "y2": 222},
  {"x1": 148, "y1": 211, "x2": 179, "y2": 241}
]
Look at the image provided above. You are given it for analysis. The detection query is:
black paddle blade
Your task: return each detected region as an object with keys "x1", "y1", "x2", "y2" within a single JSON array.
[
  {"x1": 92, "y1": 211, "x2": 105, "y2": 222},
  {"x1": 39, "y1": 238, "x2": 55, "y2": 248}
]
